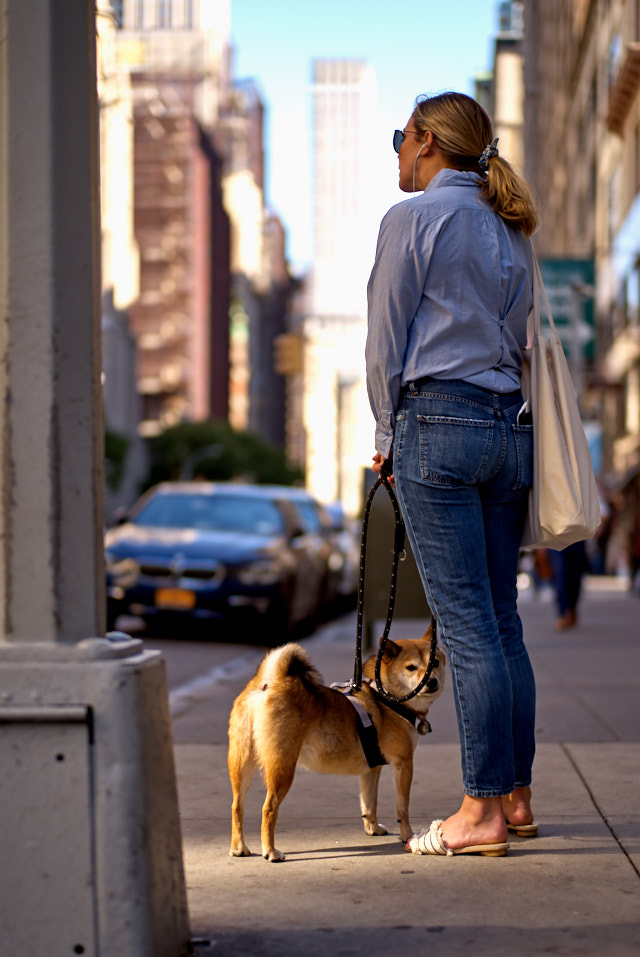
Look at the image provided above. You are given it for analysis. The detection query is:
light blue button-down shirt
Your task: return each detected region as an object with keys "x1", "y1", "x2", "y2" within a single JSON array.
[{"x1": 366, "y1": 168, "x2": 534, "y2": 456}]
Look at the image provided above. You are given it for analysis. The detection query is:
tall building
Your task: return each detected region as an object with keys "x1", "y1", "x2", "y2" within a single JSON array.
[
  {"x1": 524, "y1": 0, "x2": 640, "y2": 578},
  {"x1": 216, "y1": 78, "x2": 290, "y2": 445},
  {"x1": 311, "y1": 59, "x2": 378, "y2": 320},
  {"x1": 474, "y1": 1, "x2": 525, "y2": 170},
  {"x1": 306, "y1": 59, "x2": 380, "y2": 513},
  {"x1": 493, "y1": 1, "x2": 525, "y2": 171},
  {"x1": 96, "y1": 1, "x2": 147, "y2": 520},
  {"x1": 114, "y1": 0, "x2": 293, "y2": 456},
  {"x1": 116, "y1": 0, "x2": 232, "y2": 437}
]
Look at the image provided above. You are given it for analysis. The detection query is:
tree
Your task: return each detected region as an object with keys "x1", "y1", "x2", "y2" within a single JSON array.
[
  {"x1": 105, "y1": 427, "x2": 130, "y2": 492},
  {"x1": 142, "y1": 420, "x2": 303, "y2": 491}
]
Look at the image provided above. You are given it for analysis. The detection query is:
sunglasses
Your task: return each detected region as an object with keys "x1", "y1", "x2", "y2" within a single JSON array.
[{"x1": 393, "y1": 128, "x2": 421, "y2": 153}]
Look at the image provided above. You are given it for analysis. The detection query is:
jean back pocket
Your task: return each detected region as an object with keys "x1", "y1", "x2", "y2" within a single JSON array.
[{"x1": 418, "y1": 414, "x2": 494, "y2": 486}]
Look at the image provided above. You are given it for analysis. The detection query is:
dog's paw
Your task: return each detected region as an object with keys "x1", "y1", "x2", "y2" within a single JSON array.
[
  {"x1": 364, "y1": 822, "x2": 388, "y2": 836},
  {"x1": 263, "y1": 847, "x2": 286, "y2": 863},
  {"x1": 229, "y1": 844, "x2": 252, "y2": 857},
  {"x1": 399, "y1": 827, "x2": 413, "y2": 843}
]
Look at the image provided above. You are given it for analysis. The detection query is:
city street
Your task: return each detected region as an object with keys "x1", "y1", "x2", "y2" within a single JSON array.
[
  {"x1": 4, "y1": 5, "x2": 640, "y2": 956},
  {"x1": 144, "y1": 577, "x2": 640, "y2": 955}
]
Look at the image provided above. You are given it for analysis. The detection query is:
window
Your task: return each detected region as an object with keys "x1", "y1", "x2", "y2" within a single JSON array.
[{"x1": 157, "y1": 0, "x2": 172, "y2": 29}]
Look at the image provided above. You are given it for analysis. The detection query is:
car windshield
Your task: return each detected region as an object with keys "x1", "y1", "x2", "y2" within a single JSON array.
[{"x1": 133, "y1": 492, "x2": 285, "y2": 537}]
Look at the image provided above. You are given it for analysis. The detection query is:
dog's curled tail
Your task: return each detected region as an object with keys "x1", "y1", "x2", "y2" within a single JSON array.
[{"x1": 259, "y1": 642, "x2": 324, "y2": 695}]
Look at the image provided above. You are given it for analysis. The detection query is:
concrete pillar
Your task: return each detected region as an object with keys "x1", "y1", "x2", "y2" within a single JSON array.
[
  {"x1": 0, "y1": 2, "x2": 190, "y2": 953},
  {"x1": 0, "y1": 0, "x2": 105, "y2": 644}
]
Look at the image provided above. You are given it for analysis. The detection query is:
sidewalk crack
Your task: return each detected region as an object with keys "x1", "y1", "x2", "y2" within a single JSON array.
[{"x1": 561, "y1": 743, "x2": 640, "y2": 880}]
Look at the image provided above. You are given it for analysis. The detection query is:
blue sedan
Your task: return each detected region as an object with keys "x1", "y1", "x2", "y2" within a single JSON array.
[{"x1": 105, "y1": 482, "x2": 331, "y2": 638}]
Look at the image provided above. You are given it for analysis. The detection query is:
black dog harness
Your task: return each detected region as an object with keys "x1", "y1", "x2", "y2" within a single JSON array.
[{"x1": 331, "y1": 680, "x2": 432, "y2": 769}]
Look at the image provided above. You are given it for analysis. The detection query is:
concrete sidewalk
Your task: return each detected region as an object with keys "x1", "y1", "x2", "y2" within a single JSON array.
[{"x1": 172, "y1": 580, "x2": 640, "y2": 956}]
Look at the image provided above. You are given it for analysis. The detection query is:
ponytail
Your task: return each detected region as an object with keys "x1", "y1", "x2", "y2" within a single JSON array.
[{"x1": 480, "y1": 155, "x2": 539, "y2": 238}]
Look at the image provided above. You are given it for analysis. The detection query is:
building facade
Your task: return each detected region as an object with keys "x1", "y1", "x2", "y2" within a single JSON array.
[
  {"x1": 524, "y1": 0, "x2": 640, "y2": 579},
  {"x1": 97, "y1": 1, "x2": 148, "y2": 520},
  {"x1": 306, "y1": 59, "x2": 380, "y2": 513},
  {"x1": 115, "y1": 1, "x2": 232, "y2": 439},
  {"x1": 113, "y1": 0, "x2": 292, "y2": 463},
  {"x1": 216, "y1": 78, "x2": 291, "y2": 445}
]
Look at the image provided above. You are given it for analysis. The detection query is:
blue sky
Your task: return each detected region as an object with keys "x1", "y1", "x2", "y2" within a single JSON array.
[{"x1": 229, "y1": 0, "x2": 500, "y2": 270}]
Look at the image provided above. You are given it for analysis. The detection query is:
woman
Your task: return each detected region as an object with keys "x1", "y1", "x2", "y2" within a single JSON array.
[{"x1": 366, "y1": 92, "x2": 539, "y2": 856}]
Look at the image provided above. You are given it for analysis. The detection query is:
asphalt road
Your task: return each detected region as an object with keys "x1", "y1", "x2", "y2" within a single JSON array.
[{"x1": 113, "y1": 610, "x2": 337, "y2": 693}]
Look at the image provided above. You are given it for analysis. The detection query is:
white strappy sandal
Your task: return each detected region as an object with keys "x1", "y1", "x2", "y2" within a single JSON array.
[{"x1": 405, "y1": 819, "x2": 509, "y2": 857}]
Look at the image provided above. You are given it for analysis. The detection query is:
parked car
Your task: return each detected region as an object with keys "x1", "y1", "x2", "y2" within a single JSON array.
[
  {"x1": 266, "y1": 486, "x2": 338, "y2": 605},
  {"x1": 105, "y1": 482, "x2": 330, "y2": 638},
  {"x1": 321, "y1": 501, "x2": 360, "y2": 606},
  {"x1": 269, "y1": 489, "x2": 359, "y2": 611}
]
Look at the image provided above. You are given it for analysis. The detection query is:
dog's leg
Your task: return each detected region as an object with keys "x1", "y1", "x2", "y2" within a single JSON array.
[
  {"x1": 229, "y1": 753, "x2": 257, "y2": 857},
  {"x1": 261, "y1": 763, "x2": 296, "y2": 863},
  {"x1": 358, "y1": 766, "x2": 388, "y2": 836},
  {"x1": 228, "y1": 703, "x2": 257, "y2": 857},
  {"x1": 390, "y1": 761, "x2": 414, "y2": 843}
]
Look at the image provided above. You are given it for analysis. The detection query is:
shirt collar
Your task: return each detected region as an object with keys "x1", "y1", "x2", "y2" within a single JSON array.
[{"x1": 424, "y1": 168, "x2": 483, "y2": 193}]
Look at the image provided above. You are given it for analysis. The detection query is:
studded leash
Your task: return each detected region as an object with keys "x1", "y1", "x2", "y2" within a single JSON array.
[{"x1": 351, "y1": 458, "x2": 438, "y2": 703}]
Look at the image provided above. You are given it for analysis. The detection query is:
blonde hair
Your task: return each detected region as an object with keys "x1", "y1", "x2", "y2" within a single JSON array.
[{"x1": 412, "y1": 92, "x2": 538, "y2": 237}]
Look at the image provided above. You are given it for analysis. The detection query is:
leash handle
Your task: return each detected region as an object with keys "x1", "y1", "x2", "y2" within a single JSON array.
[{"x1": 352, "y1": 470, "x2": 438, "y2": 703}]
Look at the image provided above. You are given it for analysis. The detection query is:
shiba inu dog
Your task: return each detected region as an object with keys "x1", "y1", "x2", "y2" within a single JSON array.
[{"x1": 228, "y1": 630, "x2": 445, "y2": 861}]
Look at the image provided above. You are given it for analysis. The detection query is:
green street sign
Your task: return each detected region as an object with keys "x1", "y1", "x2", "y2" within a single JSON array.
[{"x1": 539, "y1": 259, "x2": 595, "y2": 360}]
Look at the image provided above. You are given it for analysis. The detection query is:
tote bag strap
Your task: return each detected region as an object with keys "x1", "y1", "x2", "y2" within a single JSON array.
[
  {"x1": 527, "y1": 242, "x2": 540, "y2": 344},
  {"x1": 529, "y1": 244, "x2": 561, "y2": 340}
]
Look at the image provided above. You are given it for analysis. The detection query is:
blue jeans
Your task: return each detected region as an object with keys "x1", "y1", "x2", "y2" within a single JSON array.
[
  {"x1": 548, "y1": 541, "x2": 588, "y2": 616},
  {"x1": 393, "y1": 378, "x2": 536, "y2": 797}
]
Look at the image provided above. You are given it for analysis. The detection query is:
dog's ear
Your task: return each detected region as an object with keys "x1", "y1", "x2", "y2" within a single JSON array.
[
  {"x1": 379, "y1": 637, "x2": 401, "y2": 660},
  {"x1": 421, "y1": 623, "x2": 433, "y2": 642}
]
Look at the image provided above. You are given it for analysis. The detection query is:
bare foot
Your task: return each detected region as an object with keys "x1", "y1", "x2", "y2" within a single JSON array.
[
  {"x1": 438, "y1": 795, "x2": 508, "y2": 850},
  {"x1": 502, "y1": 786, "x2": 534, "y2": 827}
]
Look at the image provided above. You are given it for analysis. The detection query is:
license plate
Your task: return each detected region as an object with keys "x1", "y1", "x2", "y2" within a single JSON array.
[{"x1": 155, "y1": 588, "x2": 196, "y2": 610}]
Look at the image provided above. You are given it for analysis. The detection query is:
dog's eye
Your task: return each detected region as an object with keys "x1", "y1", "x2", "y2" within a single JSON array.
[{"x1": 406, "y1": 664, "x2": 418, "y2": 672}]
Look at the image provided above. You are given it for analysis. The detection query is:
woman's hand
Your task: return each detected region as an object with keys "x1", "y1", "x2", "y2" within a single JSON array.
[{"x1": 372, "y1": 452, "x2": 395, "y2": 486}]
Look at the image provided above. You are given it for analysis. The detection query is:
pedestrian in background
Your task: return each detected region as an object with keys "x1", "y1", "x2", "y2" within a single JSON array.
[
  {"x1": 366, "y1": 91, "x2": 539, "y2": 856},
  {"x1": 548, "y1": 541, "x2": 589, "y2": 629}
]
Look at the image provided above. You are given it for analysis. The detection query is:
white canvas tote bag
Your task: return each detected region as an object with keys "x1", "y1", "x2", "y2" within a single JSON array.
[{"x1": 520, "y1": 251, "x2": 601, "y2": 550}]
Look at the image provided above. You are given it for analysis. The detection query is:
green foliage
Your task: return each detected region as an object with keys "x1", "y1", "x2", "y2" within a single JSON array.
[
  {"x1": 143, "y1": 420, "x2": 303, "y2": 491},
  {"x1": 105, "y1": 428, "x2": 130, "y2": 492}
]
